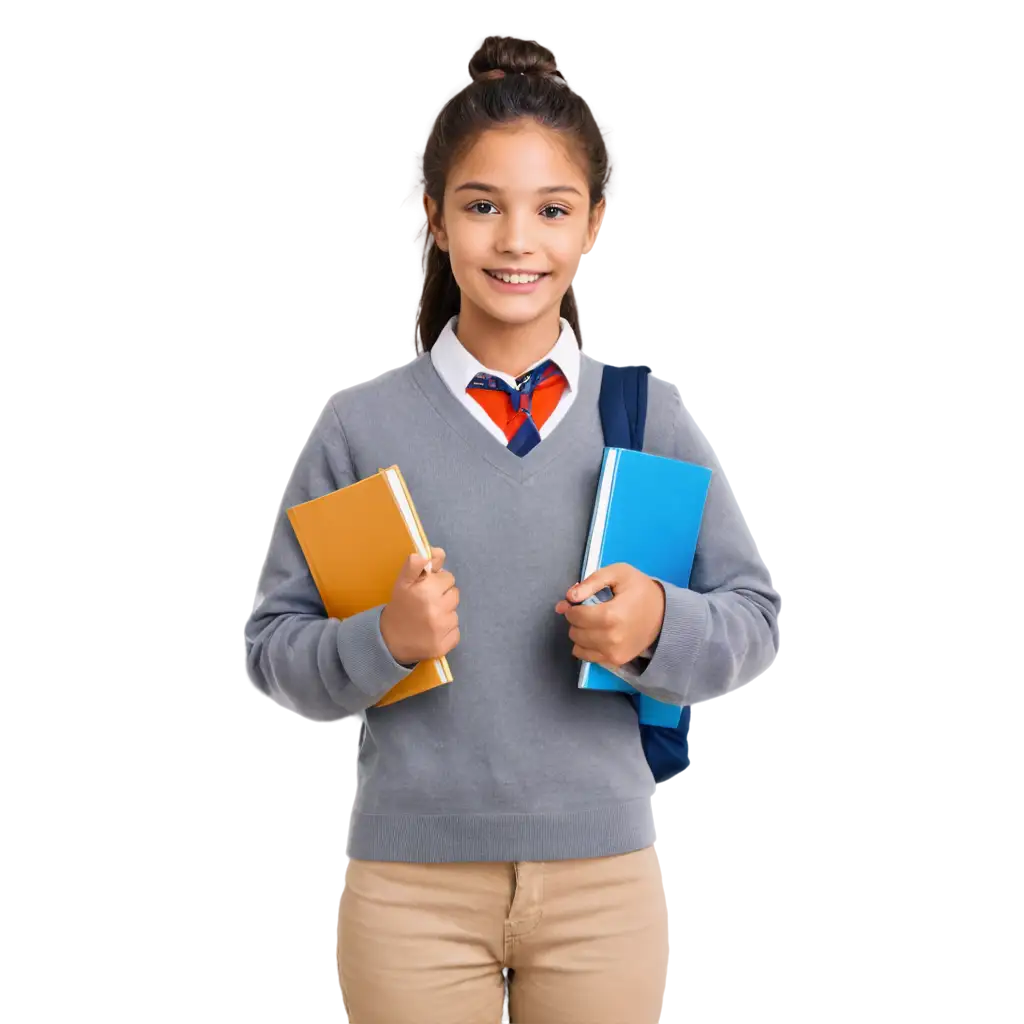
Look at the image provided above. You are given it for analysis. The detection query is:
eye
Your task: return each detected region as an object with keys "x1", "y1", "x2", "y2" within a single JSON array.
[
  {"x1": 466, "y1": 201, "x2": 569, "y2": 219},
  {"x1": 541, "y1": 205, "x2": 569, "y2": 219}
]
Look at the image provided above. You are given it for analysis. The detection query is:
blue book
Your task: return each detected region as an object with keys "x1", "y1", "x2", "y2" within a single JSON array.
[{"x1": 576, "y1": 447, "x2": 712, "y2": 727}]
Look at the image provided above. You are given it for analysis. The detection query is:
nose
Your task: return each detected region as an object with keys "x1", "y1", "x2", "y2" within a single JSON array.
[{"x1": 495, "y1": 207, "x2": 535, "y2": 255}]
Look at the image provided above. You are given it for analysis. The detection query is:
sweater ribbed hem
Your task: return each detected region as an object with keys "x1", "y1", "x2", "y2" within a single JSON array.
[{"x1": 346, "y1": 797, "x2": 656, "y2": 863}]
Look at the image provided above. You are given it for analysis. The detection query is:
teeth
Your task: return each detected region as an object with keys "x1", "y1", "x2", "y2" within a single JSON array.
[{"x1": 488, "y1": 270, "x2": 542, "y2": 284}]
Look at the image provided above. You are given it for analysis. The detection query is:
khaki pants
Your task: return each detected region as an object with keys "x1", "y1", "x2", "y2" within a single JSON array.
[{"x1": 336, "y1": 844, "x2": 669, "y2": 1024}]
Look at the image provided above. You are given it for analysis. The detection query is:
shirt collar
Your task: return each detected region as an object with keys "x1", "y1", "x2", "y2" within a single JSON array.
[{"x1": 430, "y1": 313, "x2": 581, "y2": 397}]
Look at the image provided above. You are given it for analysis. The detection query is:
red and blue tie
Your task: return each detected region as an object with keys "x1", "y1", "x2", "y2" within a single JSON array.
[{"x1": 466, "y1": 359, "x2": 567, "y2": 457}]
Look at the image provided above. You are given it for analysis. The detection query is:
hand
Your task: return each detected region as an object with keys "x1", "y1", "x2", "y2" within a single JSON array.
[
  {"x1": 380, "y1": 547, "x2": 460, "y2": 666},
  {"x1": 554, "y1": 563, "x2": 665, "y2": 670}
]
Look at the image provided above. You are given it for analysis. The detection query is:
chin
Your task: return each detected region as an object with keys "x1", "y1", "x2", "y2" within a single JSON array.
[
  {"x1": 492, "y1": 307, "x2": 549, "y2": 328},
  {"x1": 471, "y1": 295, "x2": 538, "y2": 318}
]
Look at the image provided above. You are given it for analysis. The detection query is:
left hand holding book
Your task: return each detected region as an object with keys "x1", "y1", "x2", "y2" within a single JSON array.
[{"x1": 554, "y1": 563, "x2": 666, "y2": 670}]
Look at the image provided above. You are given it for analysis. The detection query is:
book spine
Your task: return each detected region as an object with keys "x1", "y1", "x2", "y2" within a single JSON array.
[
  {"x1": 593, "y1": 448, "x2": 622, "y2": 579},
  {"x1": 578, "y1": 448, "x2": 620, "y2": 692}
]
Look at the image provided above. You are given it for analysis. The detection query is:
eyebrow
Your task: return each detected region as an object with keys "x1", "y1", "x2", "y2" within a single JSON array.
[{"x1": 453, "y1": 181, "x2": 583, "y2": 197}]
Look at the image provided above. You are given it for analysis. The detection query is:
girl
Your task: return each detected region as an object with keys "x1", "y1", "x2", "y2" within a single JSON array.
[{"x1": 244, "y1": 35, "x2": 781, "y2": 1024}]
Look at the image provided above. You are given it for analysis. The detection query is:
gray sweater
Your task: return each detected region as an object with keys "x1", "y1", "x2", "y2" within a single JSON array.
[{"x1": 243, "y1": 351, "x2": 781, "y2": 862}]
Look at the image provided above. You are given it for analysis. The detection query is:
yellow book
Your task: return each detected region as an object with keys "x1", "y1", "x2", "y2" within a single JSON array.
[{"x1": 286, "y1": 465, "x2": 453, "y2": 708}]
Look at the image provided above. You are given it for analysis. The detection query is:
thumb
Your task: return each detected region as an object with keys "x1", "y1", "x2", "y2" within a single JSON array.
[
  {"x1": 404, "y1": 552, "x2": 433, "y2": 584},
  {"x1": 568, "y1": 565, "x2": 620, "y2": 603},
  {"x1": 403, "y1": 544, "x2": 444, "y2": 585}
]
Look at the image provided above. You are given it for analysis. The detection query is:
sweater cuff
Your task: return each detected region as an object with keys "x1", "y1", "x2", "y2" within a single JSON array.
[
  {"x1": 332, "y1": 604, "x2": 417, "y2": 705},
  {"x1": 631, "y1": 579, "x2": 708, "y2": 703}
]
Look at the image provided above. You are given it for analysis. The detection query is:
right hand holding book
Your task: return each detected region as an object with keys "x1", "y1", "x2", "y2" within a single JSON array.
[{"x1": 380, "y1": 547, "x2": 462, "y2": 666}]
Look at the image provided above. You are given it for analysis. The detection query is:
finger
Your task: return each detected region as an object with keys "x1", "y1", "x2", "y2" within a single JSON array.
[
  {"x1": 405, "y1": 553, "x2": 432, "y2": 583},
  {"x1": 441, "y1": 625, "x2": 461, "y2": 655},
  {"x1": 563, "y1": 602, "x2": 608, "y2": 628},
  {"x1": 568, "y1": 564, "x2": 627, "y2": 603},
  {"x1": 572, "y1": 642, "x2": 609, "y2": 665},
  {"x1": 429, "y1": 569, "x2": 456, "y2": 593},
  {"x1": 429, "y1": 546, "x2": 446, "y2": 570},
  {"x1": 415, "y1": 566, "x2": 452, "y2": 593},
  {"x1": 568, "y1": 624, "x2": 604, "y2": 649},
  {"x1": 437, "y1": 611, "x2": 459, "y2": 646}
]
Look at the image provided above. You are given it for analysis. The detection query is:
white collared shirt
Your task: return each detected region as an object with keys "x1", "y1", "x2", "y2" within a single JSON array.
[{"x1": 430, "y1": 313, "x2": 580, "y2": 444}]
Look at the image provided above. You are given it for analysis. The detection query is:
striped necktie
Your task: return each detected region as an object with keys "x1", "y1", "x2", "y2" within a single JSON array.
[{"x1": 466, "y1": 359, "x2": 567, "y2": 457}]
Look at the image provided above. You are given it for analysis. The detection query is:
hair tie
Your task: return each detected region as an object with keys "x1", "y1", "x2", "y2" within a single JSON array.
[{"x1": 479, "y1": 69, "x2": 534, "y2": 82}]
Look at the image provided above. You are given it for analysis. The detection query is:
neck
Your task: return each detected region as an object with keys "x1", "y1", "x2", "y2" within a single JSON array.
[{"x1": 454, "y1": 304, "x2": 563, "y2": 378}]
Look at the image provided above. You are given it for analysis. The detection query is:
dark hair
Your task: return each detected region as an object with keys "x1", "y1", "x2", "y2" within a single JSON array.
[{"x1": 414, "y1": 36, "x2": 612, "y2": 355}]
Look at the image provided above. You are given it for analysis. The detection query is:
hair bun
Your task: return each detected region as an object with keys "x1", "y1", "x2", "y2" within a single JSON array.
[{"x1": 468, "y1": 35, "x2": 565, "y2": 86}]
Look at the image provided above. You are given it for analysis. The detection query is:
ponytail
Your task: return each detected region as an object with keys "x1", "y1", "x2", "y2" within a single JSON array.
[
  {"x1": 417, "y1": 241, "x2": 462, "y2": 354},
  {"x1": 561, "y1": 288, "x2": 585, "y2": 344}
]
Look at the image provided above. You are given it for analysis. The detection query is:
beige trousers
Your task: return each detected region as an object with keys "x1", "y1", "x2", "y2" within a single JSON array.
[{"x1": 336, "y1": 844, "x2": 669, "y2": 1024}]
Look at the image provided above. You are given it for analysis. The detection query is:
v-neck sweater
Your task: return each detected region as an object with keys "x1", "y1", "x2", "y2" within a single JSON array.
[{"x1": 244, "y1": 350, "x2": 782, "y2": 863}]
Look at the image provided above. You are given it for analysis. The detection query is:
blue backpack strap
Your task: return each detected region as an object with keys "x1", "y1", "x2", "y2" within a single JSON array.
[{"x1": 598, "y1": 364, "x2": 652, "y2": 450}]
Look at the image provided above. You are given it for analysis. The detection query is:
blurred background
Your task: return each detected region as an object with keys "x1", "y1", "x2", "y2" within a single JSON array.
[{"x1": 2, "y1": 2, "x2": 1021, "y2": 1021}]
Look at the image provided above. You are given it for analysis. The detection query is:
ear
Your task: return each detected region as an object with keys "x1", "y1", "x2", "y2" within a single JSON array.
[
  {"x1": 423, "y1": 193, "x2": 448, "y2": 252},
  {"x1": 581, "y1": 197, "x2": 606, "y2": 256}
]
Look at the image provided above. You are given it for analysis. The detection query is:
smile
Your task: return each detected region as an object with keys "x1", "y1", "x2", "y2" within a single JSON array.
[{"x1": 483, "y1": 270, "x2": 548, "y2": 286}]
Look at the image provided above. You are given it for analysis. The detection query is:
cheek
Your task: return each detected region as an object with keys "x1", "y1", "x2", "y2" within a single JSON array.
[
  {"x1": 447, "y1": 231, "x2": 489, "y2": 274},
  {"x1": 551, "y1": 238, "x2": 586, "y2": 274}
]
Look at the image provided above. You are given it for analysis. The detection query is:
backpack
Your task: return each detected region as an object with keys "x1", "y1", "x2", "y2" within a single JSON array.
[{"x1": 597, "y1": 364, "x2": 691, "y2": 784}]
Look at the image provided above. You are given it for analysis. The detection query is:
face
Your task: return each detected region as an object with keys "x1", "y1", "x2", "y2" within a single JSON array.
[{"x1": 424, "y1": 120, "x2": 605, "y2": 328}]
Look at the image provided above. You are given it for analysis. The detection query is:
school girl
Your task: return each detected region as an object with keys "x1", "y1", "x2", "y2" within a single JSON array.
[{"x1": 244, "y1": 34, "x2": 781, "y2": 1024}]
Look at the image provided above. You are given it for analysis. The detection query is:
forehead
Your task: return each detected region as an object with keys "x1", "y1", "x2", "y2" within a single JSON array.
[{"x1": 450, "y1": 121, "x2": 585, "y2": 192}]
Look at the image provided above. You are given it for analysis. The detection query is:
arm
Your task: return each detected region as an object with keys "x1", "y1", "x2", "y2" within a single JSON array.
[
  {"x1": 630, "y1": 385, "x2": 781, "y2": 707},
  {"x1": 243, "y1": 397, "x2": 415, "y2": 721}
]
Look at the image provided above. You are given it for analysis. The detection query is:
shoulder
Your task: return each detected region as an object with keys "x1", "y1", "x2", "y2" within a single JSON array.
[
  {"x1": 644, "y1": 371, "x2": 721, "y2": 466},
  {"x1": 580, "y1": 353, "x2": 678, "y2": 405},
  {"x1": 316, "y1": 354, "x2": 424, "y2": 437},
  {"x1": 289, "y1": 356, "x2": 424, "y2": 471},
  {"x1": 582, "y1": 354, "x2": 722, "y2": 466},
  {"x1": 646, "y1": 370, "x2": 701, "y2": 423}
]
